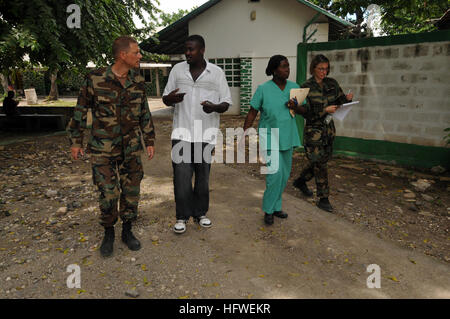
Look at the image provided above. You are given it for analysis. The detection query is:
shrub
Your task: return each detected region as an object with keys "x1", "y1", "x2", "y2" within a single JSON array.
[{"x1": 22, "y1": 68, "x2": 47, "y2": 96}]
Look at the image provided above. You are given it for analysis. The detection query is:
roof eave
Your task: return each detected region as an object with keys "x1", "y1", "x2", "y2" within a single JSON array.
[
  {"x1": 156, "y1": 0, "x2": 222, "y2": 36},
  {"x1": 296, "y1": 0, "x2": 355, "y2": 27}
]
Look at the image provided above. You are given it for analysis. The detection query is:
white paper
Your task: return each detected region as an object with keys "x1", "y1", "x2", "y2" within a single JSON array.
[
  {"x1": 333, "y1": 101, "x2": 359, "y2": 121},
  {"x1": 289, "y1": 88, "x2": 310, "y2": 117},
  {"x1": 341, "y1": 101, "x2": 360, "y2": 107},
  {"x1": 290, "y1": 88, "x2": 310, "y2": 102}
]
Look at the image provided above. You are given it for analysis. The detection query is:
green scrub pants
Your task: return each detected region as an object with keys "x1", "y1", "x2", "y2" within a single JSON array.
[{"x1": 262, "y1": 148, "x2": 293, "y2": 214}]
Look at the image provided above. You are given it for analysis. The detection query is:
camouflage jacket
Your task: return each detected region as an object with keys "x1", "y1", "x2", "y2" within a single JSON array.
[
  {"x1": 301, "y1": 76, "x2": 349, "y2": 125},
  {"x1": 67, "y1": 66, "x2": 155, "y2": 157},
  {"x1": 301, "y1": 77, "x2": 349, "y2": 144}
]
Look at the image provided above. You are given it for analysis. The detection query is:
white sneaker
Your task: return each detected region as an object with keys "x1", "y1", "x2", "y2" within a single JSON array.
[
  {"x1": 173, "y1": 220, "x2": 187, "y2": 234},
  {"x1": 195, "y1": 216, "x2": 212, "y2": 228}
]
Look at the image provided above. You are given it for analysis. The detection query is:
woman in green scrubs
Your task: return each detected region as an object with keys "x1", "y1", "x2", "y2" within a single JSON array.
[{"x1": 243, "y1": 55, "x2": 306, "y2": 225}]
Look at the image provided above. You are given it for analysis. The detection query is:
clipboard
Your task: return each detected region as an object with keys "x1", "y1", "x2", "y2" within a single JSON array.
[{"x1": 289, "y1": 88, "x2": 309, "y2": 117}]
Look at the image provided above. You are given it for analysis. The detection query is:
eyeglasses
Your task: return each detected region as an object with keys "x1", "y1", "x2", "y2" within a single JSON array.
[{"x1": 316, "y1": 67, "x2": 329, "y2": 72}]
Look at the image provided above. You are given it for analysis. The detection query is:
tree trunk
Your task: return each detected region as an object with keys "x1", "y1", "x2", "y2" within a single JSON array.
[
  {"x1": 0, "y1": 73, "x2": 9, "y2": 94},
  {"x1": 48, "y1": 71, "x2": 59, "y2": 101}
]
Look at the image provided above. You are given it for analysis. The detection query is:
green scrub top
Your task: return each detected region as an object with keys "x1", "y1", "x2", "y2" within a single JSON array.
[{"x1": 250, "y1": 80, "x2": 302, "y2": 151}]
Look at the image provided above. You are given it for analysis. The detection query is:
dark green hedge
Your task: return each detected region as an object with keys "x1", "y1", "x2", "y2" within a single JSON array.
[
  {"x1": 21, "y1": 68, "x2": 86, "y2": 96},
  {"x1": 57, "y1": 69, "x2": 87, "y2": 96},
  {"x1": 23, "y1": 69, "x2": 47, "y2": 96},
  {"x1": 15, "y1": 67, "x2": 168, "y2": 97}
]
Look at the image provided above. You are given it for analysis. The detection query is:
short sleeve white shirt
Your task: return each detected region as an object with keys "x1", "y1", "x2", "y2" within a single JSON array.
[{"x1": 163, "y1": 61, "x2": 232, "y2": 145}]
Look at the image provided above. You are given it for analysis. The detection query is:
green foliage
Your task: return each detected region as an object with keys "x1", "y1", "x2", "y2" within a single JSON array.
[
  {"x1": 141, "y1": 51, "x2": 170, "y2": 63},
  {"x1": 307, "y1": 0, "x2": 446, "y2": 37},
  {"x1": 158, "y1": 8, "x2": 196, "y2": 27},
  {"x1": 20, "y1": 67, "x2": 91, "y2": 96},
  {"x1": 21, "y1": 67, "x2": 91, "y2": 96},
  {"x1": 57, "y1": 68, "x2": 89, "y2": 96},
  {"x1": 0, "y1": 28, "x2": 37, "y2": 72},
  {"x1": 0, "y1": 0, "x2": 162, "y2": 99},
  {"x1": 0, "y1": 1, "x2": 160, "y2": 73},
  {"x1": 444, "y1": 128, "x2": 450, "y2": 146},
  {"x1": 22, "y1": 68, "x2": 47, "y2": 96},
  {"x1": 19, "y1": 67, "x2": 169, "y2": 97},
  {"x1": 375, "y1": 0, "x2": 448, "y2": 35},
  {"x1": 308, "y1": 0, "x2": 372, "y2": 38}
]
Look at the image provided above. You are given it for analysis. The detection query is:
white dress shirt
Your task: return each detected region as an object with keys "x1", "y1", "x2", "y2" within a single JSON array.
[{"x1": 163, "y1": 60, "x2": 232, "y2": 145}]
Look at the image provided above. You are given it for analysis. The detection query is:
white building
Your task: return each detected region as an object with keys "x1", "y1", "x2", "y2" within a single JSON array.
[{"x1": 141, "y1": 0, "x2": 353, "y2": 114}]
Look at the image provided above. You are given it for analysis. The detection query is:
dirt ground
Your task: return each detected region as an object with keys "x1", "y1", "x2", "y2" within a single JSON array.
[
  {"x1": 220, "y1": 116, "x2": 450, "y2": 265},
  {"x1": 0, "y1": 114, "x2": 449, "y2": 299}
]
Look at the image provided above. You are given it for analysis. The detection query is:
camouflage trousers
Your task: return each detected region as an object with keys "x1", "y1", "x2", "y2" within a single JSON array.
[
  {"x1": 91, "y1": 154, "x2": 143, "y2": 227},
  {"x1": 299, "y1": 139, "x2": 334, "y2": 198}
]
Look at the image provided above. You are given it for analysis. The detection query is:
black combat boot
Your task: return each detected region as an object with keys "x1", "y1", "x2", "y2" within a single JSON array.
[
  {"x1": 317, "y1": 197, "x2": 333, "y2": 212},
  {"x1": 264, "y1": 213, "x2": 274, "y2": 225},
  {"x1": 122, "y1": 221, "x2": 141, "y2": 251},
  {"x1": 293, "y1": 178, "x2": 313, "y2": 197},
  {"x1": 273, "y1": 211, "x2": 288, "y2": 218},
  {"x1": 100, "y1": 226, "x2": 115, "y2": 257}
]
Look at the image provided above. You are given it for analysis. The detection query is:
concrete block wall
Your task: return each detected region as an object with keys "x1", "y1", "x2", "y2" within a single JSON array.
[{"x1": 307, "y1": 41, "x2": 450, "y2": 147}]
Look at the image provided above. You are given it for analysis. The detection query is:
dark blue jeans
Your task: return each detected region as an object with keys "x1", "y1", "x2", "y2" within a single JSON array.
[{"x1": 171, "y1": 140, "x2": 214, "y2": 220}]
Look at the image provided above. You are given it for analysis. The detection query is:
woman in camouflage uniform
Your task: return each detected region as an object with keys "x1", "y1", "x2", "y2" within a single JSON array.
[{"x1": 293, "y1": 54, "x2": 353, "y2": 212}]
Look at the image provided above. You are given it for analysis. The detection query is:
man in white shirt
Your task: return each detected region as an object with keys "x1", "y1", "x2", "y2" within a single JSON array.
[{"x1": 162, "y1": 35, "x2": 232, "y2": 234}]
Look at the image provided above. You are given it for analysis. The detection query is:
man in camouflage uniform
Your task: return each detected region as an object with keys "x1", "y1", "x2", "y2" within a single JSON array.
[
  {"x1": 68, "y1": 36, "x2": 155, "y2": 257},
  {"x1": 293, "y1": 54, "x2": 352, "y2": 212}
]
